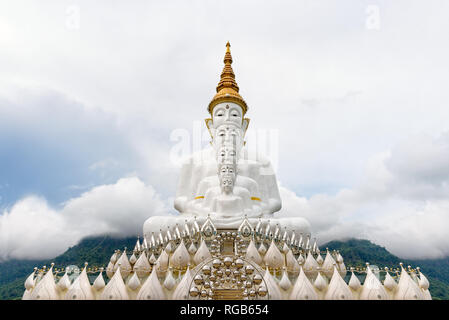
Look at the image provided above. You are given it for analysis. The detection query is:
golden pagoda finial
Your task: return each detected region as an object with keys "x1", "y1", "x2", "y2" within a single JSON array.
[{"x1": 208, "y1": 42, "x2": 248, "y2": 115}]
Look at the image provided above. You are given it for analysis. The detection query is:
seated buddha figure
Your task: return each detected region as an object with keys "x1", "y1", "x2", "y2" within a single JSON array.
[
  {"x1": 175, "y1": 109, "x2": 277, "y2": 216},
  {"x1": 187, "y1": 150, "x2": 265, "y2": 221},
  {"x1": 210, "y1": 163, "x2": 245, "y2": 217},
  {"x1": 144, "y1": 42, "x2": 310, "y2": 237},
  {"x1": 173, "y1": 43, "x2": 282, "y2": 222},
  {"x1": 184, "y1": 127, "x2": 265, "y2": 216}
]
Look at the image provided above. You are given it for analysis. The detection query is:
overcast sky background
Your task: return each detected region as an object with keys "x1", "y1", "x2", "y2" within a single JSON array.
[{"x1": 1, "y1": 0, "x2": 449, "y2": 261}]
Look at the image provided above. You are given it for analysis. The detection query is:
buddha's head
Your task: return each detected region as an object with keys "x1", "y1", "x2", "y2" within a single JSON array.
[
  {"x1": 216, "y1": 145, "x2": 237, "y2": 165},
  {"x1": 213, "y1": 123, "x2": 244, "y2": 153},
  {"x1": 211, "y1": 103, "x2": 243, "y2": 128},
  {"x1": 206, "y1": 115, "x2": 249, "y2": 146},
  {"x1": 205, "y1": 42, "x2": 249, "y2": 142},
  {"x1": 218, "y1": 163, "x2": 236, "y2": 194}
]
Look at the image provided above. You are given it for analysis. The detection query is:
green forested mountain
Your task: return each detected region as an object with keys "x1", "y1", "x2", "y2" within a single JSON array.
[
  {"x1": 1, "y1": 236, "x2": 448, "y2": 300},
  {"x1": 324, "y1": 239, "x2": 449, "y2": 300},
  {"x1": 0, "y1": 235, "x2": 136, "y2": 300}
]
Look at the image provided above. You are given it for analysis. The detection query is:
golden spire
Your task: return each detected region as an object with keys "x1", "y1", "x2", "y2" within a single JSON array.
[{"x1": 208, "y1": 42, "x2": 248, "y2": 115}]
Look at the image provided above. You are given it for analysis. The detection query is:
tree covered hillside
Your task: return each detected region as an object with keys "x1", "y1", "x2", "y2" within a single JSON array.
[
  {"x1": 324, "y1": 239, "x2": 449, "y2": 300},
  {"x1": 1, "y1": 236, "x2": 448, "y2": 300}
]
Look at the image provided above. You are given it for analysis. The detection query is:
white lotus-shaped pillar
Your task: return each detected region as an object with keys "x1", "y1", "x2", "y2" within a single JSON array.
[{"x1": 30, "y1": 264, "x2": 59, "y2": 300}]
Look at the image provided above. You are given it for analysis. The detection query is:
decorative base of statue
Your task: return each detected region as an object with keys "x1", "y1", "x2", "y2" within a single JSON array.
[{"x1": 143, "y1": 214, "x2": 311, "y2": 241}]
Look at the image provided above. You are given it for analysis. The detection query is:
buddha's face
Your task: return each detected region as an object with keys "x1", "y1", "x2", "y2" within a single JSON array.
[
  {"x1": 219, "y1": 164, "x2": 236, "y2": 194},
  {"x1": 217, "y1": 145, "x2": 237, "y2": 165},
  {"x1": 212, "y1": 103, "x2": 243, "y2": 129},
  {"x1": 214, "y1": 124, "x2": 243, "y2": 152}
]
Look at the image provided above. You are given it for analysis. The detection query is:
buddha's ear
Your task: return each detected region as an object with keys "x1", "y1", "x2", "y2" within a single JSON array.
[
  {"x1": 242, "y1": 118, "x2": 250, "y2": 137},
  {"x1": 205, "y1": 118, "x2": 215, "y2": 140}
]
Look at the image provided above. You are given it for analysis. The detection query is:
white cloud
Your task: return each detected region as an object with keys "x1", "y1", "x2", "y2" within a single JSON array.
[
  {"x1": 278, "y1": 131, "x2": 449, "y2": 259},
  {"x1": 0, "y1": 177, "x2": 170, "y2": 261},
  {"x1": 0, "y1": 85, "x2": 181, "y2": 204},
  {"x1": 62, "y1": 176, "x2": 168, "y2": 236},
  {"x1": 385, "y1": 132, "x2": 449, "y2": 199},
  {"x1": 0, "y1": 196, "x2": 73, "y2": 261}
]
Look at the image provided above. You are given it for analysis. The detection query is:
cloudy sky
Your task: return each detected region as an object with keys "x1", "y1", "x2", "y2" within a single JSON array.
[{"x1": 1, "y1": 0, "x2": 449, "y2": 261}]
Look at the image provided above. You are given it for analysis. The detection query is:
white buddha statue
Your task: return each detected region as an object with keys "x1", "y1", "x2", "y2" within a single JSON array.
[
  {"x1": 210, "y1": 163, "x2": 245, "y2": 217},
  {"x1": 183, "y1": 124, "x2": 265, "y2": 218},
  {"x1": 174, "y1": 105, "x2": 281, "y2": 217},
  {"x1": 144, "y1": 42, "x2": 310, "y2": 238}
]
